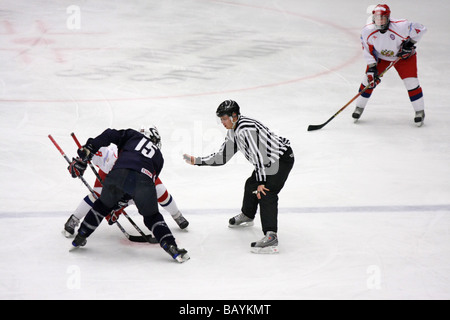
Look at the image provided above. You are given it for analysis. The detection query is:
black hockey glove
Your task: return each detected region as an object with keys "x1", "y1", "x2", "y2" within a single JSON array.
[
  {"x1": 397, "y1": 38, "x2": 416, "y2": 60},
  {"x1": 77, "y1": 142, "x2": 95, "y2": 163},
  {"x1": 367, "y1": 65, "x2": 380, "y2": 89},
  {"x1": 68, "y1": 157, "x2": 87, "y2": 178}
]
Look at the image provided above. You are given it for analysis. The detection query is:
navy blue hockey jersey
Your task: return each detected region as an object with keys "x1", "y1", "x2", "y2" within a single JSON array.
[{"x1": 86, "y1": 128, "x2": 163, "y2": 180}]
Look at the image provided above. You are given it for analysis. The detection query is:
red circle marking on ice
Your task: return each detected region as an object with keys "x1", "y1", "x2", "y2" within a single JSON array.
[{"x1": 0, "y1": 1, "x2": 361, "y2": 103}]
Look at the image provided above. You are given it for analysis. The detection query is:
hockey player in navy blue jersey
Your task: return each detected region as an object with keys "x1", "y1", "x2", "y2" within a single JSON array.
[{"x1": 69, "y1": 126, "x2": 189, "y2": 263}]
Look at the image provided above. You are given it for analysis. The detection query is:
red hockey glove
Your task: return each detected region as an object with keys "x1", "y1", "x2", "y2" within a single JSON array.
[
  {"x1": 107, "y1": 200, "x2": 129, "y2": 225},
  {"x1": 107, "y1": 207, "x2": 125, "y2": 225},
  {"x1": 68, "y1": 157, "x2": 87, "y2": 178}
]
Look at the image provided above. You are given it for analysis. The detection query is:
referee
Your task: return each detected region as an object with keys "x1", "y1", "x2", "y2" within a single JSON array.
[{"x1": 183, "y1": 100, "x2": 294, "y2": 253}]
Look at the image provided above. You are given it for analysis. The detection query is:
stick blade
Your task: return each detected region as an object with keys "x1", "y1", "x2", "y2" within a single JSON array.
[
  {"x1": 128, "y1": 234, "x2": 158, "y2": 243},
  {"x1": 307, "y1": 124, "x2": 325, "y2": 131}
]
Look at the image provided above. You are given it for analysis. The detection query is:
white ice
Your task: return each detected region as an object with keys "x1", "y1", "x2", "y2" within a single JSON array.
[{"x1": 0, "y1": 0, "x2": 449, "y2": 300}]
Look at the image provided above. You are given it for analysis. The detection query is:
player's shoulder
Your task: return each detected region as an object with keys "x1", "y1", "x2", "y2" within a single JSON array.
[
  {"x1": 390, "y1": 18, "x2": 409, "y2": 25},
  {"x1": 389, "y1": 18, "x2": 410, "y2": 29},
  {"x1": 236, "y1": 115, "x2": 258, "y2": 130},
  {"x1": 361, "y1": 23, "x2": 378, "y2": 38},
  {"x1": 120, "y1": 128, "x2": 145, "y2": 143}
]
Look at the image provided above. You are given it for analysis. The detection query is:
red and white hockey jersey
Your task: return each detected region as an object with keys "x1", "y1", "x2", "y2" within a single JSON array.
[
  {"x1": 92, "y1": 145, "x2": 118, "y2": 175},
  {"x1": 361, "y1": 18, "x2": 427, "y2": 65}
]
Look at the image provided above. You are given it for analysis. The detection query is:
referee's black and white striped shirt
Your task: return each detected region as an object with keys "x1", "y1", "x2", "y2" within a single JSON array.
[{"x1": 195, "y1": 115, "x2": 291, "y2": 182}]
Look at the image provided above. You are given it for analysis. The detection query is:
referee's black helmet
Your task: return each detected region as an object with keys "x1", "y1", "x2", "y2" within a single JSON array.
[{"x1": 216, "y1": 100, "x2": 240, "y2": 117}]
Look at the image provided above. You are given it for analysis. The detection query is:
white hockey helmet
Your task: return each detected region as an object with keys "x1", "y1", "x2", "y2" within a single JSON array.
[{"x1": 139, "y1": 125, "x2": 161, "y2": 149}]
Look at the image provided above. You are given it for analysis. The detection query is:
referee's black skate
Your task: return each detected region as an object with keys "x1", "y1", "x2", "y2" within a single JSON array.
[{"x1": 229, "y1": 213, "x2": 254, "y2": 228}]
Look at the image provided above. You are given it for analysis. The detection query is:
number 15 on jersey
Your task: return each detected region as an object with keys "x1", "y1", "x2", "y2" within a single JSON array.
[{"x1": 135, "y1": 137, "x2": 158, "y2": 158}]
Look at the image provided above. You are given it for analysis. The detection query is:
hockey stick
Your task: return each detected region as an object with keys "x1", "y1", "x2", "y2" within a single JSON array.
[
  {"x1": 48, "y1": 134, "x2": 156, "y2": 243},
  {"x1": 307, "y1": 58, "x2": 400, "y2": 131},
  {"x1": 70, "y1": 132, "x2": 158, "y2": 244}
]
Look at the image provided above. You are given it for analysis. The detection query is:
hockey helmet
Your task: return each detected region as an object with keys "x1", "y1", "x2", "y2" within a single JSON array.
[
  {"x1": 372, "y1": 4, "x2": 390, "y2": 31},
  {"x1": 140, "y1": 125, "x2": 162, "y2": 149},
  {"x1": 216, "y1": 100, "x2": 240, "y2": 118}
]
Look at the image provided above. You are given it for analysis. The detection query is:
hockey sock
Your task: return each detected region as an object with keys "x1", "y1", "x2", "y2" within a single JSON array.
[
  {"x1": 143, "y1": 213, "x2": 176, "y2": 246},
  {"x1": 408, "y1": 86, "x2": 424, "y2": 111},
  {"x1": 79, "y1": 199, "x2": 111, "y2": 237},
  {"x1": 156, "y1": 185, "x2": 181, "y2": 217},
  {"x1": 403, "y1": 77, "x2": 424, "y2": 112},
  {"x1": 354, "y1": 83, "x2": 373, "y2": 109},
  {"x1": 359, "y1": 83, "x2": 374, "y2": 98},
  {"x1": 72, "y1": 195, "x2": 94, "y2": 220},
  {"x1": 157, "y1": 192, "x2": 174, "y2": 211}
]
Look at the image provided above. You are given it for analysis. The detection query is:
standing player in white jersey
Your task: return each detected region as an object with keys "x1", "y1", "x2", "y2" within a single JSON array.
[
  {"x1": 64, "y1": 126, "x2": 189, "y2": 237},
  {"x1": 352, "y1": 4, "x2": 427, "y2": 126}
]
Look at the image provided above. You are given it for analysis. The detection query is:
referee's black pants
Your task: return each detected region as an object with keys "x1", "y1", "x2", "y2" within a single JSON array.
[{"x1": 241, "y1": 147, "x2": 294, "y2": 234}]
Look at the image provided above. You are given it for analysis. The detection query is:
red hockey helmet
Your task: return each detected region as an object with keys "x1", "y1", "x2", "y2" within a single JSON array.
[{"x1": 372, "y1": 4, "x2": 391, "y2": 31}]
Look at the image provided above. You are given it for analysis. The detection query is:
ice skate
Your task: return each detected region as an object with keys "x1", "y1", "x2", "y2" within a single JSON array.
[
  {"x1": 251, "y1": 231, "x2": 279, "y2": 254},
  {"x1": 352, "y1": 107, "x2": 365, "y2": 122},
  {"x1": 414, "y1": 110, "x2": 425, "y2": 127},
  {"x1": 161, "y1": 241, "x2": 190, "y2": 263},
  {"x1": 63, "y1": 214, "x2": 80, "y2": 238},
  {"x1": 70, "y1": 231, "x2": 87, "y2": 251},
  {"x1": 173, "y1": 212, "x2": 189, "y2": 229},
  {"x1": 228, "y1": 213, "x2": 254, "y2": 228}
]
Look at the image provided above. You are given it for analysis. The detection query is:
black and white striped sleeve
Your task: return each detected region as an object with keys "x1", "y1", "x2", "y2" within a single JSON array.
[{"x1": 194, "y1": 133, "x2": 238, "y2": 166}]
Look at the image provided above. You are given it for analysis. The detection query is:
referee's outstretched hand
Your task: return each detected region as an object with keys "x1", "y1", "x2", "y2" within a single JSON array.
[{"x1": 183, "y1": 154, "x2": 195, "y2": 165}]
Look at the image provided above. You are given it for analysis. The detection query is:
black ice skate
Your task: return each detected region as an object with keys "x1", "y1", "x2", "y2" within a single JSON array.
[
  {"x1": 63, "y1": 214, "x2": 80, "y2": 238},
  {"x1": 251, "y1": 231, "x2": 279, "y2": 254},
  {"x1": 352, "y1": 107, "x2": 365, "y2": 122},
  {"x1": 161, "y1": 241, "x2": 190, "y2": 263},
  {"x1": 228, "y1": 213, "x2": 254, "y2": 228},
  {"x1": 414, "y1": 110, "x2": 425, "y2": 127},
  {"x1": 173, "y1": 213, "x2": 189, "y2": 229},
  {"x1": 70, "y1": 230, "x2": 87, "y2": 251}
]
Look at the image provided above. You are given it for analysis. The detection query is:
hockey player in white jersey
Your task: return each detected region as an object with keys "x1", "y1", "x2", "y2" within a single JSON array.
[
  {"x1": 352, "y1": 4, "x2": 427, "y2": 126},
  {"x1": 64, "y1": 127, "x2": 189, "y2": 237}
]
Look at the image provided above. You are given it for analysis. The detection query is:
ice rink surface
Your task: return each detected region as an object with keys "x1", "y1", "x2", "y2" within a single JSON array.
[{"x1": 0, "y1": 0, "x2": 449, "y2": 300}]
